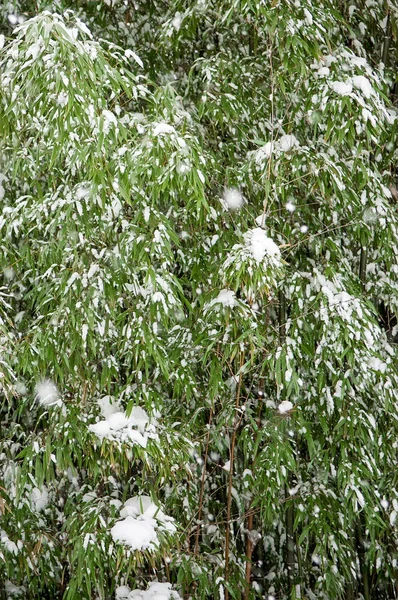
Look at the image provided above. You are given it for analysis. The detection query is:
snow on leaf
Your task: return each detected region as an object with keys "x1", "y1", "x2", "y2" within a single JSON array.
[
  {"x1": 35, "y1": 379, "x2": 61, "y2": 408},
  {"x1": 221, "y1": 187, "x2": 245, "y2": 211},
  {"x1": 244, "y1": 228, "x2": 281, "y2": 263},
  {"x1": 331, "y1": 80, "x2": 353, "y2": 96},
  {"x1": 125, "y1": 49, "x2": 144, "y2": 68},
  {"x1": 152, "y1": 123, "x2": 176, "y2": 136},
  {"x1": 278, "y1": 401, "x2": 293, "y2": 414},
  {"x1": 111, "y1": 497, "x2": 176, "y2": 552}
]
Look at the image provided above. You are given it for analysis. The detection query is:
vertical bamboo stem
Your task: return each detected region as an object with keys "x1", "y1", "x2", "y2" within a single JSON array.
[
  {"x1": 359, "y1": 247, "x2": 367, "y2": 285},
  {"x1": 356, "y1": 521, "x2": 370, "y2": 600},
  {"x1": 244, "y1": 509, "x2": 254, "y2": 600},
  {"x1": 225, "y1": 352, "x2": 244, "y2": 600},
  {"x1": 194, "y1": 408, "x2": 213, "y2": 555},
  {"x1": 279, "y1": 290, "x2": 295, "y2": 594},
  {"x1": 286, "y1": 487, "x2": 295, "y2": 593}
]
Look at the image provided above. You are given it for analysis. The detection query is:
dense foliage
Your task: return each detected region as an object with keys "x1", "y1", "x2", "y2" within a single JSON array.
[{"x1": 1, "y1": 1, "x2": 397, "y2": 599}]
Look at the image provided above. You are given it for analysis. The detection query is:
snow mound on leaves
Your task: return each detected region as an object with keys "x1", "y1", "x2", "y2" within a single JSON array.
[
  {"x1": 204, "y1": 289, "x2": 237, "y2": 313},
  {"x1": 220, "y1": 187, "x2": 245, "y2": 211},
  {"x1": 116, "y1": 582, "x2": 181, "y2": 599},
  {"x1": 89, "y1": 404, "x2": 158, "y2": 448},
  {"x1": 111, "y1": 496, "x2": 176, "y2": 552},
  {"x1": 35, "y1": 379, "x2": 62, "y2": 408},
  {"x1": 244, "y1": 228, "x2": 281, "y2": 263}
]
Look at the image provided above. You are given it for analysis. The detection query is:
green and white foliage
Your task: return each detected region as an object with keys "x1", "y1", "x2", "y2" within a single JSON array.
[{"x1": 0, "y1": 2, "x2": 397, "y2": 600}]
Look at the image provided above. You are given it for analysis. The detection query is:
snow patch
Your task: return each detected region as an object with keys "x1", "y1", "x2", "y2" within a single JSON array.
[
  {"x1": 98, "y1": 395, "x2": 122, "y2": 418},
  {"x1": 35, "y1": 379, "x2": 61, "y2": 408},
  {"x1": 278, "y1": 401, "x2": 293, "y2": 414},
  {"x1": 244, "y1": 228, "x2": 281, "y2": 263},
  {"x1": 221, "y1": 188, "x2": 245, "y2": 211},
  {"x1": 205, "y1": 289, "x2": 237, "y2": 312},
  {"x1": 352, "y1": 75, "x2": 373, "y2": 99},
  {"x1": 125, "y1": 49, "x2": 143, "y2": 68},
  {"x1": 30, "y1": 486, "x2": 49, "y2": 512},
  {"x1": 0, "y1": 531, "x2": 19, "y2": 555},
  {"x1": 331, "y1": 81, "x2": 352, "y2": 96},
  {"x1": 254, "y1": 134, "x2": 299, "y2": 165},
  {"x1": 153, "y1": 123, "x2": 176, "y2": 136},
  {"x1": 278, "y1": 134, "x2": 299, "y2": 152},
  {"x1": 111, "y1": 496, "x2": 176, "y2": 552},
  {"x1": 116, "y1": 582, "x2": 181, "y2": 599},
  {"x1": 89, "y1": 405, "x2": 156, "y2": 447},
  {"x1": 172, "y1": 12, "x2": 182, "y2": 31}
]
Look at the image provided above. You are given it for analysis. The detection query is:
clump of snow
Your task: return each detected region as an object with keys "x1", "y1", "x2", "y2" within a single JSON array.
[
  {"x1": 3, "y1": 267, "x2": 15, "y2": 281},
  {"x1": 278, "y1": 134, "x2": 299, "y2": 152},
  {"x1": 172, "y1": 12, "x2": 182, "y2": 31},
  {"x1": 205, "y1": 289, "x2": 237, "y2": 312},
  {"x1": 0, "y1": 530, "x2": 20, "y2": 555},
  {"x1": 30, "y1": 486, "x2": 49, "y2": 512},
  {"x1": 89, "y1": 405, "x2": 157, "y2": 447},
  {"x1": 116, "y1": 586, "x2": 131, "y2": 599},
  {"x1": 111, "y1": 517, "x2": 158, "y2": 550},
  {"x1": 324, "y1": 289, "x2": 361, "y2": 323},
  {"x1": 255, "y1": 141, "x2": 275, "y2": 164},
  {"x1": 4, "y1": 581, "x2": 25, "y2": 597},
  {"x1": 303, "y1": 7, "x2": 313, "y2": 25},
  {"x1": 352, "y1": 75, "x2": 373, "y2": 99},
  {"x1": 278, "y1": 401, "x2": 293, "y2": 414},
  {"x1": 368, "y1": 357, "x2": 387, "y2": 374},
  {"x1": 152, "y1": 123, "x2": 176, "y2": 136},
  {"x1": 82, "y1": 491, "x2": 97, "y2": 503},
  {"x1": 111, "y1": 496, "x2": 176, "y2": 552},
  {"x1": 312, "y1": 272, "x2": 362, "y2": 324},
  {"x1": 57, "y1": 92, "x2": 68, "y2": 107},
  {"x1": 35, "y1": 379, "x2": 61, "y2": 408},
  {"x1": 244, "y1": 228, "x2": 281, "y2": 264},
  {"x1": 101, "y1": 109, "x2": 118, "y2": 134},
  {"x1": 317, "y1": 66, "x2": 330, "y2": 77},
  {"x1": 331, "y1": 81, "x2": 352, "y2": 96},
  {"x1": 76, "y1": 184, "x2": 90, "y2": 200},
  {"x1": 14, "y1": 381, "x2": 27, "y2": 396},
  {"x1": 97, "y1": 395, "x2": 121, "y2": 418},
  {"x1": 116, "y1": 582, "x2": 181, "y2": 600},
  {"x1": 254, "y1": 134, "x2": 299, "y2": 165},
  {"x1": 221, "y1": 187, "x2": 245, "y2": 211}
]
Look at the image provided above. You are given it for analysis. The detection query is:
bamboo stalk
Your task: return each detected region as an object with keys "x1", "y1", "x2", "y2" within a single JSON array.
[
  {"x1": 286, "y1": 479, "x2": 295, "y2": 591},
  {"x1": 359, "y1": 247, "x2": 367, "y2": 284},
  {"x1": 345, "y1": 581, "x2": 355, "y2": 600},
  {"x1": 0, "y1": 579, "x2": 7, "y2": 600},
  {"x1": 279, "y1": 290, "x2": 296, "y2": 592},
  {"x1": 225, "y1": 352, "x2": 244, "y2": 600},
  {"x1": 244, "y1": 509, "x2": 254, "y2": 600},
  {"x1": 356, "y1": 521, "x2": 370, "y2": 600},
  {"x1": 279, "y1": 290, "x2": 286, "y2": 343},
  {"x1": 194, "y1": 408, "x2": 213, "y2": 555}
]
